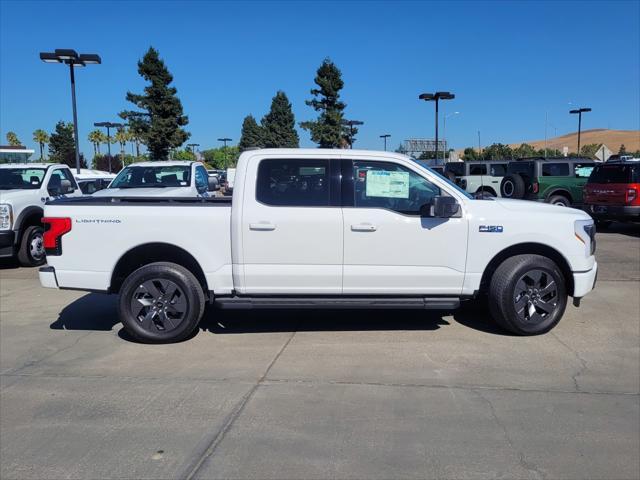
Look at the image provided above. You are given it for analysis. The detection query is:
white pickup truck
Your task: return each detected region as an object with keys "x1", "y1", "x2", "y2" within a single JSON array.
[
  {"x1": 1, "y1": 163, "x2": 81, "y2": 266},
  {"x1": 39, "y1": 149, "x2": 598, "y2": 343},
  {"x1": 93, "y1": 161, "x2": 218, "y2": 198}
]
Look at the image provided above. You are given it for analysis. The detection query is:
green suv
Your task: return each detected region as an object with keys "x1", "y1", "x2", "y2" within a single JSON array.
[{"x1": 500, "y1": 157, "x2": 596, "y2": 207}]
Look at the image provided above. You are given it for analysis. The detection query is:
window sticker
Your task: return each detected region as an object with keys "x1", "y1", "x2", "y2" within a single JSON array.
[
  {"x1": 575, "y1": 166, "x2": 594, "y2": 178},
  {"x1": 366, "y1": 170, "x2": 410, "y2": 198}
]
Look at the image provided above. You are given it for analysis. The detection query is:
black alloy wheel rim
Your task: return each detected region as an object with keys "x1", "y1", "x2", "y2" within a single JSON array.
[
  {"x1": 513, "y1": 269, "x2": 559, "y2": 325},
  {"x1": 131, "y1": 279, "x2": 187, "y2": 333}
]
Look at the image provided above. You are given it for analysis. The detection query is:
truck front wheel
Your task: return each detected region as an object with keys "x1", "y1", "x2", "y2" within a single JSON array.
[
  {"x1": 118, "y1": 262, "x2": 205, "y2": 343},
  {"x1": 488, "y1": 254, "x2": 567, "y2": 335},
  {"x1": 17, "y1": 225, "x2": 46, "y2": 267}
]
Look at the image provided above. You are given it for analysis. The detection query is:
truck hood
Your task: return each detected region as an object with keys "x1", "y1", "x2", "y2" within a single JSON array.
[
  {"x1": 0, "y1": 189, "x2": 42, "y2": 205},
  {"x1": 92, "y1": 187, "x2": 195, "y2": 197},
  {"x1": 491, "y1": 197, "x2": 592, "y2": 219}
]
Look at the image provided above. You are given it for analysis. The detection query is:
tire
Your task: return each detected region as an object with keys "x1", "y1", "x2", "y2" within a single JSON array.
[
  {"x1": 488, "y1": 254, "x2": 567, "y2": 335},
  {"x1": 500, "y1": 174, "x2": 526, "y2": 199},
  {"x1": 548, "y1": 194, "x2": 571, "y2": 207},
  {"x1": 475, "y1": 189, "x2": 496, "y2": 199},
  {"x1": 118, "y1": 262, "x2": 205, "y2": 343},
  {"x1": 17, "y1": 225, "x2": 46, "y2": 267}
]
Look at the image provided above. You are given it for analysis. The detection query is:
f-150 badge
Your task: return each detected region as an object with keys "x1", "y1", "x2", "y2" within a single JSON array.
[{"x1": 479, "y1": 225, "x2": 503, "y2": 233}]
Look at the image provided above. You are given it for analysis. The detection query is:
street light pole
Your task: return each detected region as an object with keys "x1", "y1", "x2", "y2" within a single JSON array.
[
  {"x1": 40, "y1": 49, "x2": 101, "y2": 174},
  {"x1": 419, "y1": 91, "x2": 455, "y2": 165},
  {"x1": 570, "y1": 107, "x2": 591, "y2": 156},
  {"x1": 217, "y1": 138, "x2": 232, "y2": 163},
  {"x1": 379, "y1": 134, "x2": 391, "y2": 151},
  {"x1": 341, "y1": 120, "x2": 364, "y2": 149},
  {"x1": 94, "y1": 122, "x2": 123, "y2": 173},
  {"x1": 187, "y1": 143, "x2": 200, "y2": 158}
]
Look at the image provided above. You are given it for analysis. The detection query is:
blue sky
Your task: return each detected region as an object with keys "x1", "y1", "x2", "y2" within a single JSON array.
[{"x1": 1, "y1": 0, "x2": 638, "y2": 158}]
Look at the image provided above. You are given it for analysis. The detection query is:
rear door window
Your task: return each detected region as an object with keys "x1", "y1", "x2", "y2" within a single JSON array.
[
  {"x1": 507, "y1": 161, "x2": 534, "y2": 178},
  {"x1": 490, "y1": 164, "x2": 507, "y2": 176},
  {"x1": 469, "y1": 164, "x2": 487, "y2": 175},
  {"x1": 542, "y1": 163, "x2": 570, "y2": 176},
  {"x1": 256, "y1": 159, "x2": 330, "y2": 207}
]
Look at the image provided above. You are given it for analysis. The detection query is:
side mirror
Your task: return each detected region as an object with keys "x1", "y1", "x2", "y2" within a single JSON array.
[
  {"x1": 60, "y1": 179, "x2": 74, "y2": 194},
  {"x1": 421, "y1": 196, "x2": 460, "y2": 218},
  {"x1": 208, "y1": 177, "x2": 220, "y2": 192}
]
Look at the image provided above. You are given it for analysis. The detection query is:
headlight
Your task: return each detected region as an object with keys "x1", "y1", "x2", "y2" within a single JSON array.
[
  {"x1": 0, "y1": 204, "x2": 12, "y2": 230},
  {"x1": 575, "y1": 219, "x2": 596, "y2": 256}
]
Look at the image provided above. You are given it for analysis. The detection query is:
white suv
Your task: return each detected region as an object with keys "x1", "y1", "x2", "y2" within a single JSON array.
[
  {"x1": 445, "y1": 161, "x2": 508, "y2": 198},
  {"x1": 0, "y1": 163, "x2": 81, "y2": 266}
]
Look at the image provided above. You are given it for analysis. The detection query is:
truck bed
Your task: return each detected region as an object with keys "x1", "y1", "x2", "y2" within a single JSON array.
[{"x1": 47, "y1": 196, "x2": 232, "y2": 206}]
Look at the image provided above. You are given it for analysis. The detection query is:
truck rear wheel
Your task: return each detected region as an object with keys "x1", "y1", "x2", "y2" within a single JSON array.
[
  {"x1": 488, "y1": 254, "x2": 567, "y2": 335},
  {"x1": 17, "y1": 225, "x2": 46, "y2": 267},
  {"x1": 118, "y1": 262, "x2": 205, "y2": 343}
]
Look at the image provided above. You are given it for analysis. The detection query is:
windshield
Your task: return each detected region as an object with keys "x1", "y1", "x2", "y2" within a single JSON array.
[
  {"x1": 0, "y1": 168, "x2": 47, "y2": 190},
  {"x1": 426, "y1": 167, "x2": 473, "y2": 199},
  {"x1": 110, "y1": 165, "x2": 191, "y2": 188}
]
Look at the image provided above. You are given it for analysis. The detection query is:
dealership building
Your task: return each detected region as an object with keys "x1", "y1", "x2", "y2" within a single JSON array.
[{"x1": 0, "y1": 145, "x2": 35, "y2": 163}]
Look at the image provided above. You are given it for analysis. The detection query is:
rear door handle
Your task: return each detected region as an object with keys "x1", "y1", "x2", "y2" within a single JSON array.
[
  {"x1": 351, "y1": 223, "x2": 377, "y2": 232},
  {"x1": 249, "y1": 222, "x2": 276, "y2": 231}
]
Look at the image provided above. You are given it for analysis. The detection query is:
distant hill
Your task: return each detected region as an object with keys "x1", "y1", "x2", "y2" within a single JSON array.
[{"x1": 508, "y1": 129, "x2": 639, "y2": 154}]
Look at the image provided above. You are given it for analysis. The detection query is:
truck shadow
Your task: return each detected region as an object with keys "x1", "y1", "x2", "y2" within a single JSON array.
[
  {"x1": 50, "y1": 293, "x2": 510, "y2": 341},
  {"x1": 597, "y1": 222, "x2": 640, "y2": 238}
]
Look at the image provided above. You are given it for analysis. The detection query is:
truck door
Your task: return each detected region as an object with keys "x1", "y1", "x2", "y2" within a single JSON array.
[
  {"x1": 342, "y1": 159, "x2": 468, "y2": 294},
  {"x1": 240, "y1": 157, "x2": 343, "y2": 294}
]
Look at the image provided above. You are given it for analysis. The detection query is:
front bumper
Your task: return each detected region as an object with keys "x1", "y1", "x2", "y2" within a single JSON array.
[
  {"x1": 573, "y1": 261, "x2": 598, "y2": 298},
  {"x1": 39, "y1": 266, "x2": 59, "y2": 289},
  {"x1": 0, "y1": 231, "x2": 16, "y2": 258}
]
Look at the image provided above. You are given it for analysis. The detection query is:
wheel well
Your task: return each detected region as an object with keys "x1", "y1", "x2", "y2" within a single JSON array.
[
  {"x1": 17, "y1": 210, "x2": 44, "y2": 243},
  {"x1": 476, "y1": 186, "x2": 497, "y2": 196},
  {"x1": 479, "y1": 243, "x2": 574, "y2": 296},
  {"x1": 546, "y1": 189, "x2": 573, "y2": 203},
  {"x1": 110, "y1": 243, "x2": 208, "y2": 294}
]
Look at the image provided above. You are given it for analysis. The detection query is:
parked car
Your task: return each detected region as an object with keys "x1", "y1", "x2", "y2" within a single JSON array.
[
  {"x1": 0, "y1": 163, "x2": 81, "y2": 266},
  {"x1": 39, "y1": 149, "x2": 597, "y2": 342},
  {"x1": 500, "y1": 157, "x2": 595, "y2": 207},
  {"x1": 444, "y1": 161, "x2": 508, "y2": 197},
  {"x1": 92, "y1": 161, "x2": 218, "y2": 198},
  {"x1": 73, "y1": 169, "x2": 116, "y2": 195},
  {"x1": 584, "y1": 160, "x2": 640, "y2": 227}
]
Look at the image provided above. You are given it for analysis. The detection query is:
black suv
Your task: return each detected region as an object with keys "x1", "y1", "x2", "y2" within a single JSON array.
[{"x1": 500, "y1": 157, "x2": 595, "y2": 207}]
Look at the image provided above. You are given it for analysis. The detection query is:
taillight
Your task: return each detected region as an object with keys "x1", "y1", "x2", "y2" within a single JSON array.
[
  {"x1": 626, "y1": 187, "x2": 637, "y2": 204},
  {"x1": 42, "y1": 217, "x2": 72, "y2": 256},
  {"x1": 532, "y1": 181, "x2": 539, "y2": 194}
]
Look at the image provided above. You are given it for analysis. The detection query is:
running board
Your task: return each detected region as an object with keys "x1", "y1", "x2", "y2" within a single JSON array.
[{"x1": 214, "y1": 296, "x2": 460, "y2": 310}]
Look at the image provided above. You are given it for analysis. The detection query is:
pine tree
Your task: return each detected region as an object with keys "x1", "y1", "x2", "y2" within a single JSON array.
[
  {"x1": 49, "y1": 121, "x2": 87, "y2": 168},
  {"x1": 300, "y1": 58, "x2": 347, "y2": 148},
  {"x1": 261, "y1": 91, "x2": 299, "y2": 148},
  {"x1": 123, "y1": 47, "x2": 189, "y2": 160},
  {"x1": 238, "y1": 115, "x2": 264, "y2": 151}
]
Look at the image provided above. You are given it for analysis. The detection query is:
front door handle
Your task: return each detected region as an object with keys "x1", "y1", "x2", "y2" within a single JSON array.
[
  {"x1": 249, "y1": 222, "x2": 276, "y2": 231},
  {"x1": 351, "y1": 223, "x2": 377, "y2": 232}
]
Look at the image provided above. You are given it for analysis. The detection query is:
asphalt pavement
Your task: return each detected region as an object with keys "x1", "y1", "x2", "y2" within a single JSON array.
[{"x1": 1, "y1": 224, "x2": 638, "y2": 479}]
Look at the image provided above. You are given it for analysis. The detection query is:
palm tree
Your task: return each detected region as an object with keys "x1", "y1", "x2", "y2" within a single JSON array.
[
  {"x1": 87, "y1": 129, "x2": 103, "y2": 156},
  {"x1": 32, "y1": 129, "x2": 49, "y2": 160},
  {"x1": 6, "y1": 131, "x2": 21, "y2": 146},
  {"x1": 114, "y1": 128, "x2": 129, "y2": 162}
]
